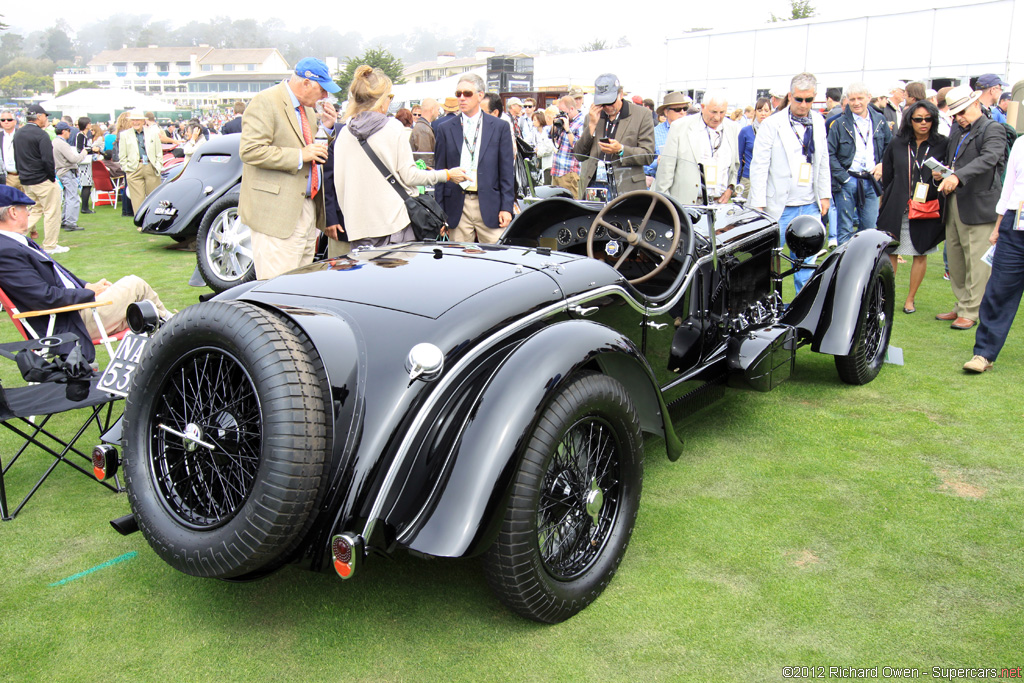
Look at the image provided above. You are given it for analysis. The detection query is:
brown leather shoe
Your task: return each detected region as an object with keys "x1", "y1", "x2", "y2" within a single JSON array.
[
  {"x1": 963, "y1": 355, "x2": 993, "y2": 373},
  {"x1": 935, "y1": 311, "x2": 958, "y2": 321},
  {"x1": 951, "y1": 317, "x2": 976, "y2": 329}
]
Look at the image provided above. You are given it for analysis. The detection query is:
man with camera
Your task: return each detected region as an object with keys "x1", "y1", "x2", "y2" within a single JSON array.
[
  {"x1": 573, "y1": 73, "x2": 655, "y2": 199},
  {"x1": 550, "y1": 95, "x2": 585, "y2": 199}
]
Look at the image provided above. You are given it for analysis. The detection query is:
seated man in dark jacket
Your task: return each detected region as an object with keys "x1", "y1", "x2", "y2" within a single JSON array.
[{"x1": 0, "y1": 186, "x2": 171, "y2": 362}]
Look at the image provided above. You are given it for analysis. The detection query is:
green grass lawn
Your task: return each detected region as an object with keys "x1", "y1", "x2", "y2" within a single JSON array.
[{"x1": 0, "y1": 208, "x2": 1021, "y2": 682}]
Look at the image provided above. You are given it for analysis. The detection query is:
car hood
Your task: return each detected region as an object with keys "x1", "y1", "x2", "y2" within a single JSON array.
[{"x1": 250, "y1": 243, "x2": 617, "y2": 318}]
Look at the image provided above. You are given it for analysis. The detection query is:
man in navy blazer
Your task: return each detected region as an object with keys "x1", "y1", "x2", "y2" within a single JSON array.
[
  {"x1": 0, "y1": 186, "x2": 170, "y2": 362},
  {"x1": 434, "y1": 73, "x2": 514, "y2": 243}
]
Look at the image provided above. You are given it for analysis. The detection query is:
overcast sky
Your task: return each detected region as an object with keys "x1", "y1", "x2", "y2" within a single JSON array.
[{"x1": 2, "y1": 0, "x2": 956, "y2": 49}]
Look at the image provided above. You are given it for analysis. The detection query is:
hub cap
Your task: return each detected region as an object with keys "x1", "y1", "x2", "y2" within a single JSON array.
[{"x1": 206, "y1": 208, "x2": 253, "y2": 283}]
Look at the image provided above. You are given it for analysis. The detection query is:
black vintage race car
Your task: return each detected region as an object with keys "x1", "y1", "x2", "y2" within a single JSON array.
[
  {"x1": 99, "y1": 183, "x2": 894, "y2": 623},
  {"x1": 133, "y1": 135, "x2": 254, "y2": 293}
]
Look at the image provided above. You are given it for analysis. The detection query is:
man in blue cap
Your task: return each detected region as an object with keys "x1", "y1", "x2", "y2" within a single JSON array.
[
  {"x1": 0, "y1": 185, "x2": 170, "y2": 362},
  {"x1": 975, "y1": 73, "x2": 1009, "y2": 120},
  {"x1": 239, "y1": 57, "x2": 339, "y2": 280}
]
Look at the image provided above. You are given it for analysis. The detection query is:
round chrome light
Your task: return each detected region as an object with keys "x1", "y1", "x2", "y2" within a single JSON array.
[{"x1": 406, "y1": 343, "x2": 444, "y2": 381}]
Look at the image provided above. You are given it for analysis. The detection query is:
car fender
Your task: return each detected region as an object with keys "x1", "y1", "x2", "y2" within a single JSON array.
[
  {"x1": 783, "y1": 229, "x2": 892, "y2": 356},
  {"x1": 400, "y1": 319, "x2": 679, "y2": 559}
]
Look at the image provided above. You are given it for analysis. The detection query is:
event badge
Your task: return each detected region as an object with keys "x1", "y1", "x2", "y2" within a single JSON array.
[
  {"x1": 703, "y1": 159, "x2": 718, "y2": 187},
  {"x1": 460, "y1": 170, "x2": 477, "y2": 192},
  {"x1": 797, "y1": 162, "x2": 813, "y2": 187},
  {"x1": 595, "y1": 162, "x2": 609, "y2": 184},
  {"x1": 1016, "y1": 201, "x2": 1024, "y2": 231},
  {"x1": 913, "y1": 182, "x2": 930, "y2": 203}
]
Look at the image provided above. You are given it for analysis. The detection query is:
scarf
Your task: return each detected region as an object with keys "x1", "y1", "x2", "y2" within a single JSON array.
[
  {"x1": 789, "y1": 112, "x2": 815, "y2": 163},
  {"x1": 347, "y1": 111, "x2": 388, "y2": 142}
]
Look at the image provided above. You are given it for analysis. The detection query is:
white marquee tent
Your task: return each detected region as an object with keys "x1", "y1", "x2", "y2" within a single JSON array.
[{"x1": 38, "y1": 88, "x2": 180, "y2": 121}]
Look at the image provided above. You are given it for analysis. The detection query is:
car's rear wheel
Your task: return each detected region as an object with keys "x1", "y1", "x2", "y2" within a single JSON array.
[
  {"x1": 482, "y1": 372, "x2": 643, "y2": 623},
  {"x1": 835, "y1": 257, "x2": 894, "y2": 385},
  {"x1": 197, "y1": 192, "x2": 255, "y2": 293},
  {"x1": 122, "y1": 301, "x2": 328, "y2": 578}
]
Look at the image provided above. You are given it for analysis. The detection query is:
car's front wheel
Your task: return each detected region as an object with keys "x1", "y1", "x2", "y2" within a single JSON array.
[
  {"x1": 835, "y1": 256, "x2": 894, "y2": 384},
  {"x1": 197, "y1": 192, "x2": 255, "y2": 293},
  {"x1": 482, "y1": 372, "x2": 643, "y2": 623}
]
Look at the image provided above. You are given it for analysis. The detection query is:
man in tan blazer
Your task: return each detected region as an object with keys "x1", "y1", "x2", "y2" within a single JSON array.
[
  {"x1": 573, "y1": 73, "x2": 654, "y2": 198},
  {"x1": 118, "y1": 110, "x2": 163, "y2": 209},
  {"x1": 239, "y1": 57, "x2": 339, "y2": 280},
  {"x1": 655, "y1": 92, "x2": 740, "y2": 205}
]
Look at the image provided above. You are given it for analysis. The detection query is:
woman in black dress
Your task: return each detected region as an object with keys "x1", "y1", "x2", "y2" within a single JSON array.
[{"x1": 878, "y1": 100, "x2": 948, "y2": 314}]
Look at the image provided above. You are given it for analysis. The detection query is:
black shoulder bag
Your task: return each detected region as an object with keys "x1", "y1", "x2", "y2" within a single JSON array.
[{"x1": 357, "y1": 136, "x2": 449, "y2": 241}]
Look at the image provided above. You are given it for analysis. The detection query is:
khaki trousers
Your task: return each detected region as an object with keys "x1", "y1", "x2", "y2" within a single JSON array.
[
  {"x1": 125, "y1": 163, "x2": 161, "y2": 208},
  {"x1": 551, "y1": 172, "x2": 580, "y2": 199},
  {"x1": 6, "y1": 173, "x2": 23, "y2": 191},
  {"x1": 945, "y1": 194, "x2": 995, "y2": 321},
  {"x1": 251, "y1": 198, "x2": 318, "y2": 280},
  {"x1": 81, "y1": 275, "x2": 171, "y2": 339},
  {"x1": 23, "y1": 180, "x2": 62, "y2": 250},
  {"x1": 453, "y1": 195, "x2": 503, "y2": 244}
]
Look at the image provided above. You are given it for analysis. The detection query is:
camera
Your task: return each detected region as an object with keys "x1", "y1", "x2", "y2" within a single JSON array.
[{"x1": 550, "y1": 115, "x2": 568, "y2": 140}]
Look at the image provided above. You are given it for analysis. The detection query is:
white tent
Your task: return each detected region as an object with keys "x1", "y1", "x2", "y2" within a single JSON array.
[{"x1": 39, "y1": 88, "x2": 180, "y2": 121}]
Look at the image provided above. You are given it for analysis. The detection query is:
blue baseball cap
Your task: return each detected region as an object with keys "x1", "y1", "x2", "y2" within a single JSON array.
[
  {"x1": 294, "y1": 58, "x2": 341, "y2": 94},
  {"x1": 0, "y1": 185, "x2": 36, "y2": 208},
  {"x1": 54, "y1": 121, "x2": 72, "y2": 132}
]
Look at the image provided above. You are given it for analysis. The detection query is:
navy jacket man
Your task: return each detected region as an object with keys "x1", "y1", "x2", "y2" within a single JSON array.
[
  {"x1": 826, "y1": 83, "x2": 892, "y2": 245},
  {"x1": 433, "y1": 74, "x2": 514, "y2": 243}
]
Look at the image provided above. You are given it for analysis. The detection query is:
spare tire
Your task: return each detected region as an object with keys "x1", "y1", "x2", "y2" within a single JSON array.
[
  {"x1": 196, "y1": 192, "x2": 255, "y2": 293},
  {"x1": 122, "y1": 300, "x2": 329, "y2": 578}
]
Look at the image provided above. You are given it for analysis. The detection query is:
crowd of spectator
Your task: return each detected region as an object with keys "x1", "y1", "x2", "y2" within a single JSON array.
[{"x1": 0, "y1": 62, "x2": 1019, "y2": 376}]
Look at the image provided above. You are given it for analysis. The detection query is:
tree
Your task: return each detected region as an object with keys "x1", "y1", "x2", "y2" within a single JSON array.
[
  {"x1": 334, "y1": 46, "x2": 405, "y2": 94},
  {"x1": 579, "y1": 39, "x2": 610, "y2": 52},
  {"x1": 0, "y1": 32, "x2": 24, "y2": 67},
  {"x1": 43, "y1": 25, "x2": 76, "y2": 63},
  {"x1": 770, "y1": 0, "x2": 816, "y2": 21},
  {"x1": 57, "y1": 81, "x2": 100, "y2": 97},
  {"x1": 0, "y1": 70, "x2": 53, "y2": 98}
]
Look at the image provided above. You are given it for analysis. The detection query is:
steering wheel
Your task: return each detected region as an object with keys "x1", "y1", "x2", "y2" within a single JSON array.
[{"x1": 586, "y1": 190, "x2": 684, "y2": 285}]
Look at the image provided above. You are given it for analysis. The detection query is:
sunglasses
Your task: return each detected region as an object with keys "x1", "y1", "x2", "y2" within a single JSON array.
[
  {"x1": 791, "y1": 96, "x2": 814, "y2": 103},
  {"x1": 910, "y1": 116, "x2": 933, "y2": 123},
  {"x1": 455, "y1": 90, "x2": 476, "y2": 98},
  {"x1": 667, "y1": 106, "x2": 689, "y2": 113},
  {"x1": 0, "y1": 118, "x2": 12, "y2": 122}
]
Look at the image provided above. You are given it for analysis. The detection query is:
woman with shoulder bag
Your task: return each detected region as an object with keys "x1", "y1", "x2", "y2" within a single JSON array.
[
  {"x1": 334, "y1": 65, "x2": 468, "y2": 249},
  {"x1": 878, "y1": 99, "x2": 948, "y2": 314}
]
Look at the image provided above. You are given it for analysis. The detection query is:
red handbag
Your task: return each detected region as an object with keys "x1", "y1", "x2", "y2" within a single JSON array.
[{"x1": 907, "y1": 147, "x2": 940, "y2": 220}]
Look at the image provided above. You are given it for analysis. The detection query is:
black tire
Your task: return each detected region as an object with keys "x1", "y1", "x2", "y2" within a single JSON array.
[
  {"x1": 482, "y1": 372, "x2": 643, "y2": 623},
  {"x1": 196, "y1": 192, "x2": 255, "y2": 293},
  {"x1": 835, "y1": 257, "x2": 895, "y2": 385},
  {"x1": 122, "y1": 301, "x2": 329, "y2": 579}
]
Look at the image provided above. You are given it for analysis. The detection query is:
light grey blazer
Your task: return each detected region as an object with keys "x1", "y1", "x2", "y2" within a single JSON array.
[
  {"x1": 655, "y1": 116, "x2": 740, "y2": 204},
  {"x1": 747, "y1": 106, "x2": 831, "y2": 220}
]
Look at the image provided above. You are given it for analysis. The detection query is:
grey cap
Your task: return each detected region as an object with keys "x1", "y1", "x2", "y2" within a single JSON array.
[{"x1": 594, "y1": 73, "x2": 622, "y2": 105}]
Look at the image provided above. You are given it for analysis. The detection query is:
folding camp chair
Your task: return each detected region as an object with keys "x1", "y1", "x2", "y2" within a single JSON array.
[
  {"x1": 91, "y1": 160, "x2": 122, "y2": 210},
  {"x1": 0, "y1": 283, "x2": 126, "y2": 358},
  {"x1": 0, "y1": 334, "x2": 123, "y2": 521}
]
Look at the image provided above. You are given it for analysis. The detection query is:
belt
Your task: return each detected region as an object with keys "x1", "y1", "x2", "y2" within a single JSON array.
[
  {"x1": 463, "y1": 189, "x2": 478, "y2": 195},
  {"x1": 7, "y1": 172, "x2": 17, "y2": 175}
]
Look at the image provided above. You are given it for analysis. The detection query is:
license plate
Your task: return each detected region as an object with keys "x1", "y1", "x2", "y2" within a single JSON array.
[
  {"x1": 154, "y1": 207, "x2": 177, "y2": 216},
  {"x1": 97, "y1": 332, "x2": 150, "y2": 397}
]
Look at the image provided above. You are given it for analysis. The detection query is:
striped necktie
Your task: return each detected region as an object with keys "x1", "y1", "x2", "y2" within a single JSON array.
[{"x1": 298, "y1": 106, "x2": 319, "y2": 198}]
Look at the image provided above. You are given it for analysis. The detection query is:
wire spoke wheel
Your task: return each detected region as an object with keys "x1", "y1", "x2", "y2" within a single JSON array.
[
  {"x1": 122, "y1": 301, "x2": 328, "y2": 579},
  {"x1": 835, "y1": 257, "x2": 894, "y2": 385},
  {"x1": 149, "y1": 348, "x2": 262, "y2": 529},
  {"x1": 483, "y1": 372, "x2": 643, "y2": 623},
  {"x1": 537, "y1": 416, "x2": 620, "y2": 580}
]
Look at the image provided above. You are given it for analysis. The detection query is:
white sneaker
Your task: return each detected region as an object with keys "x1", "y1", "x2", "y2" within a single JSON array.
[
  {"x1": 828, "y1": 238, "x2": 838, "y2": 248},
  {"x1": 44, "y1": 245, "x2": 70, "y2": 254}
]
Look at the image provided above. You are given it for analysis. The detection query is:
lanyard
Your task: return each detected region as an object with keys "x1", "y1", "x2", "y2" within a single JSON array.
[
  {"x1": 907, "y1": 142, "x2": 931, "y2": 188},
  {"x1": 462, "y1": 114, "x2": 483, "y2": 166},
  {"x1": 789, "y1": 119, "x2": 812, "y2": 160},
  {"x1": 705, "y1": 124, "x2": 722, "y2": 156},
  {"x1": 854, "y1": 117, "x2": 872, "y2": 148},
  {"x1": 952, "y1": 128, "x2": 973, "y2": 166}
]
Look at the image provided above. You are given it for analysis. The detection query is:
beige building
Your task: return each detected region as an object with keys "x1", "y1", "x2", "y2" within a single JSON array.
[{"x1": 53, "y1": 47, "x2": 291, "y2": 107}]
